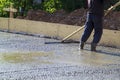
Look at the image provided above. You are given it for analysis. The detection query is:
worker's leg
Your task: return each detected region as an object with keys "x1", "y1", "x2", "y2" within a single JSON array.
[
  {"x1": 80, "y1": 14, "x2": 94, "y2": 49},
  {"x1": 91, "y1": 15, "x2": 103, "y2": 51}
]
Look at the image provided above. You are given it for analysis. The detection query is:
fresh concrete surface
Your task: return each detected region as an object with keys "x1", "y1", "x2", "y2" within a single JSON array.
[{"x1": 0, "y1": 32, "x2": 120, "y2": 80}]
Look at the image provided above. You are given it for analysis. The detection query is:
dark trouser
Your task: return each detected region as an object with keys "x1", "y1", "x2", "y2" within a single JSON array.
[{"x1": 81, "y1": 13, "x2": 103, "y2": 44}]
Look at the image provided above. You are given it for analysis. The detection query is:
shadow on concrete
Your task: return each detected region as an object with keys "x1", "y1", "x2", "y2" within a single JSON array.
[{"x1": 84, "y1": 49, "x2": 120, "y2": 57}]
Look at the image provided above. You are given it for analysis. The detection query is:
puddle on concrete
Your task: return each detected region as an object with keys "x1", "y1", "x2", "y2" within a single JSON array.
[{"x1": 1, "y1": 52, "x2": 53, "y2": 64}]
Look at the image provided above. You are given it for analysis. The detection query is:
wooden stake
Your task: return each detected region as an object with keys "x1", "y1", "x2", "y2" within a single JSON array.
[{"x1": 9, "y1": 4, "x2": 13, "y2": 18}]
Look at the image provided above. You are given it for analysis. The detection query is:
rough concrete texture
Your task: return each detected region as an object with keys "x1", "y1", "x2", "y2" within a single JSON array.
[{"x1": 0, "y1": 32, "x2": 120, "y2": 80}]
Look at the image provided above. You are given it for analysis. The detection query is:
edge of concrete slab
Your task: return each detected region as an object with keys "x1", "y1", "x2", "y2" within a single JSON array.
[{"x1": 0, "y1": 17, "x2": 120, "y2": 48}]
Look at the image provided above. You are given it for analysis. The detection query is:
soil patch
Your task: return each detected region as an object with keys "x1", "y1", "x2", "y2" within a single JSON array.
[{"x1": 17, "y1": 9, "x2": 120, "y2": 30}]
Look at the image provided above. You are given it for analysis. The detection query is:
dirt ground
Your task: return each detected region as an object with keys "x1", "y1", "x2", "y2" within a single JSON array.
[{"x1": 17, "y1": 8, "x2": 120, "y2": 30}]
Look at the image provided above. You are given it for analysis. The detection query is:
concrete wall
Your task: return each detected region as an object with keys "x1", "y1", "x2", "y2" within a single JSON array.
[
  {"x1": 0, "y1": 18, "x2": 120, "y2": 48},
  {"x1": 0, "y1": 18, "x2": 9, "y2": 30}
]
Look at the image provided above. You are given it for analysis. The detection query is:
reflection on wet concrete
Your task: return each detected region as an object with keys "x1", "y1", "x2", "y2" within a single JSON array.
[
  {"x1": 53, "y1": 50, "x2": 120, "y2": 66},
  {"x1": 0, "y1": 50, "x2": 119, "y2": 66},
  {"x1": 79, "y1": 50, "x2": 120, "y2": 65},
  {"x1": 0, "y1": 32, "x2": 120, "y2": 80}
]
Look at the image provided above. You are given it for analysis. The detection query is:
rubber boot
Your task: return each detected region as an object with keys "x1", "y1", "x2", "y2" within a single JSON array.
[
  {"x1": 80, "y1": 41, "x2": 85, "y2": 49},
  {"x1": 91, "y1": 43, "x2": 97, "y2": 51}
]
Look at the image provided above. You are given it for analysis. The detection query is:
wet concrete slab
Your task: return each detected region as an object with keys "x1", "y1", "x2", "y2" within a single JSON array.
[{"x1": 0, "y1": 32, "x2": 120, "y2": 80}]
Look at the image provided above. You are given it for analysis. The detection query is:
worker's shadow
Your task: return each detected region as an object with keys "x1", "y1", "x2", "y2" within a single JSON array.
[
  {"x1": 84, "y1": 49, "x2": 120, "y2": 57},
  {"x1": 98, "y1": 50, "x2": 120, "y2": 57}
]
